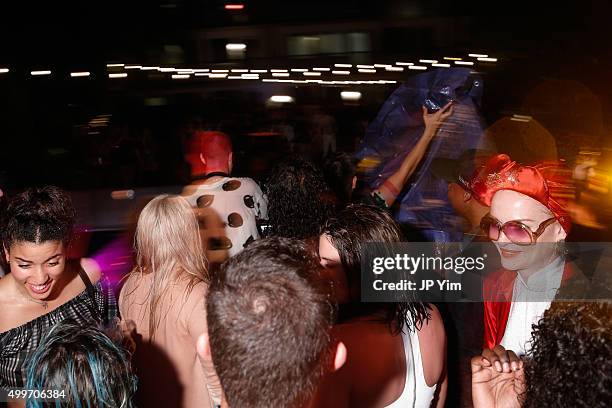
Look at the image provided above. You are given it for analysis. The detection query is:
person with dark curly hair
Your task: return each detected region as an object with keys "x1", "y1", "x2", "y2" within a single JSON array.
[
  {"x1": 0, "y1": 186, "x2": 118, "y2": 398},
  {"x1": 265, "y1": 157, "x2": 335, "y2": 241},
  {"x1": 314, "y1": 204, "x2": 447, "y2": 407},
  {"x1": 24, "y1": 319, "x2": 137, "y2": 408},
  {"x1": 471, "y1": 301, "x2": 612, "y2": 408}
]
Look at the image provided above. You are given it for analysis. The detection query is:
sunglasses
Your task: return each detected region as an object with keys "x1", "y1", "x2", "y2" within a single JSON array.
[{"x1": 480, "y1": 214, "x2": 557, "y2": 245}]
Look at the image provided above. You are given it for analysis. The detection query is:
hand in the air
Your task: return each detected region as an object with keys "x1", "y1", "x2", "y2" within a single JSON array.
[
  {"x1": 422, "y1": 102, "x2": 454, "y2": 132},
  {"x1": 471, "y1": 345, "x2": 525, "y2": 408}
]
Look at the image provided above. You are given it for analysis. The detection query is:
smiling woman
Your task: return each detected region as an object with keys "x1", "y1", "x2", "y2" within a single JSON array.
[
  {"x1": 0, "y1": 186, "x2": 118, "y2": 394},
  {"x1": 476, "y1": 155, "x2": 574, "y2": 355}
]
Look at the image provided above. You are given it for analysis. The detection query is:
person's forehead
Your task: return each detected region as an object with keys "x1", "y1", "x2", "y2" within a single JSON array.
[
  {"x1": 318, "y1": 234, "x2": 339, "y2": 255},
  {"x1": 490, "y1": 190, "x2": 551, "y2": 221},
  {"x1": 9, "y1": 240, "x2": 64, "y2": 260}
]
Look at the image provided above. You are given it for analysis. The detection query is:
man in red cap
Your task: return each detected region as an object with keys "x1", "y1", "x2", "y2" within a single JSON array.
[
  {"x1": 473, "y1": 154, "x2": 576, "y2": 354},
  {"x1": 182, "y1": 130, "x2": 267, "y2": 264}
]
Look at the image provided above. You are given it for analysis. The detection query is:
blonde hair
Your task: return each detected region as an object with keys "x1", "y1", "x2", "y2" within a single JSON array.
[{"x1": 127, "y1": 194, "x2": 208, "y2": 339}]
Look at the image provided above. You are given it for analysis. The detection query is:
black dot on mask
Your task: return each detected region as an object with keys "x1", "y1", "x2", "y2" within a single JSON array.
[
  {"x1": 197, "y1": 195, "x2": 214, "y2": 208},
  {"x1": 228, "y1": 212, "x2": 244, "y2": 228},
  {"x1": 222, "y1": 180, "x2": 241, "y2": 191},
  {"x1": 243, "y1": 195, "x2": 255, "y2": 208}
]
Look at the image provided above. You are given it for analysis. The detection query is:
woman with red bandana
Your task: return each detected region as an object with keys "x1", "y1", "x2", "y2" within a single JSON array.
[{"x1": 472, "y1": 154, "x2": 577, "y2": 354}]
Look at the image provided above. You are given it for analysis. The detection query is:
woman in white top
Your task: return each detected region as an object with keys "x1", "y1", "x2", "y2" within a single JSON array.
[{"x1": 314, "y1": 204, "x2": 447, "y2": 407}]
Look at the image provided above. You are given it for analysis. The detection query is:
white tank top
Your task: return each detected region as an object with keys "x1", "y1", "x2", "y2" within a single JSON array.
[{"x1": 385, "y1": 326, "x2": 437, "y2": 408}]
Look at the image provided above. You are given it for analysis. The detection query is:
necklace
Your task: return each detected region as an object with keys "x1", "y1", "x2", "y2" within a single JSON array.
[
  {"x1": 12, "y1": 293, "x2": 49, "y2": 309},
  {"x1": 25, "y1": 297, "x2": 49, "y2": 310},
  {"x1": 8, "y1": 294, "x2": 50, "y2": 309}
]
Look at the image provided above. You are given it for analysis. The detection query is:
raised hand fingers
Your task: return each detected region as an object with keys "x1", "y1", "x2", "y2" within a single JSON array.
[
  {"x1": 421, "y1": 102, "x2": 453, "y2": 130},
  {"x1": 493, "y1": 345, "x2": 512, "y2": 372},
  {"x1": 440, "y1": 101, "x2": 453, "y2": 113},
  {"x1": 481, "y1": 348, "x2": 499, "y2": 370},
  {"x1": 437, "y1": 102, "x2": 454, "y2": 120},
  {"x1": 489, "y1": 345, "x2": 520, "y2": 373},
  {"x1": 506, "y1": 349, "x2": 522, "y2": 372},
  {"x1": 471, "y1": 355, "x2": 487, "y2": 373},
  {"x1": 481, "y1": 346, "x2": 517, "y2": 373},
  {"x1": 441, "y1": 104, "x2": 454, "y2": 119}
]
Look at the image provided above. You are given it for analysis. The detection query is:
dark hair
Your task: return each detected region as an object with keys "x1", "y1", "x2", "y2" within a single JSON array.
[
  {"x1": 206, "y1": 237, "x2": 335, "y2": 408},
  {"x1": 1, "y1": 186, "x2": 76, "y2": 249},
  {"x1": 523, "y1": 301, "x2": 612, "y2": 408},
  {"x1": 323, "y1": 152, "x2": 358, "y2": 208},
  {"x1": 25, "y1": 319, "x2": 137, "y2": 408},
  {"x1": 321, "y1": 204, "x2": 430, "y2": 334},
  {"x1": 265, "y1": 157, "x2": 335, "y2": 239}
]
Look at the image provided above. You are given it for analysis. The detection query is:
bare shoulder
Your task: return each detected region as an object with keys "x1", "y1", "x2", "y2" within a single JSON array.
[
  {"x1": 332, "y1": 320, "x2": 368, "y2": 342},
  {"x1": 118, "y1": 273, "x2": 135, "y2": 302},
  {"x1": 118, "y1": 273, "x2": 138, "y2": 317},
  {"x1": 181, "y1": 280, "x2": 209, "y2": 337},
  {"x1": 80, "y1": 257, "x2": 102, "y2": 285},
  {"x1": 185, "y1": 280, "x2": 209, "y2": 306},
  {"x1": 418, "y1": 304, "x2": 446, "y2": 386},
  {"x1": 420, "y1": 304, "x2": 445, "y2": 340},
  {"x1": 331, "y1": 319, "x2": 393, "y2": 360}
]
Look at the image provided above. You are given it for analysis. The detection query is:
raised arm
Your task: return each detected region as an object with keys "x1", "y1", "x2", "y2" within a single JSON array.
[{"x1": 374, "y1": 103, "x2": 453, "y2": 207}]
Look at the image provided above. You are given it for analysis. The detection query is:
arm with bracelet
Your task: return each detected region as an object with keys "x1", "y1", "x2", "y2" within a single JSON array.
[{"x1": 374, "y1": 102, "x2": 454, "y2": 207}]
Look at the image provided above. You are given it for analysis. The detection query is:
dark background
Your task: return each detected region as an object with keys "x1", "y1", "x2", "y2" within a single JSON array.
[{"x1": 1, "y1": 1, "x2": 611, "y2": 190}]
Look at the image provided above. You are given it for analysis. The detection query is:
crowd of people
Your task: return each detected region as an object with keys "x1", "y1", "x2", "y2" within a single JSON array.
[{"x1": 0, "y1": 101, "x2": 610, "y2": 408}]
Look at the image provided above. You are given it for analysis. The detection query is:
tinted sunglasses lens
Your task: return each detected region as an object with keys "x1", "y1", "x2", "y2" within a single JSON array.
[
  {"x1": 482, "y1": 218, "x2": 500, "y2": 240},
  {"x1": 504, "y1": 222, "x2": 532, "y2": 244}
]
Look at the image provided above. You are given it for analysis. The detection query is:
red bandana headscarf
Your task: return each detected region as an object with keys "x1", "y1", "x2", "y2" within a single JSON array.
[{"x1": 470, "y1": 154, "x2": 573, "y2": 233}]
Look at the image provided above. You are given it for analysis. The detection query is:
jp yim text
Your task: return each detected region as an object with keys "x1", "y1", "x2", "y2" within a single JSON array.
[{"x1": 373, "y1": 279, "x2": 462, "y2": 291}]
